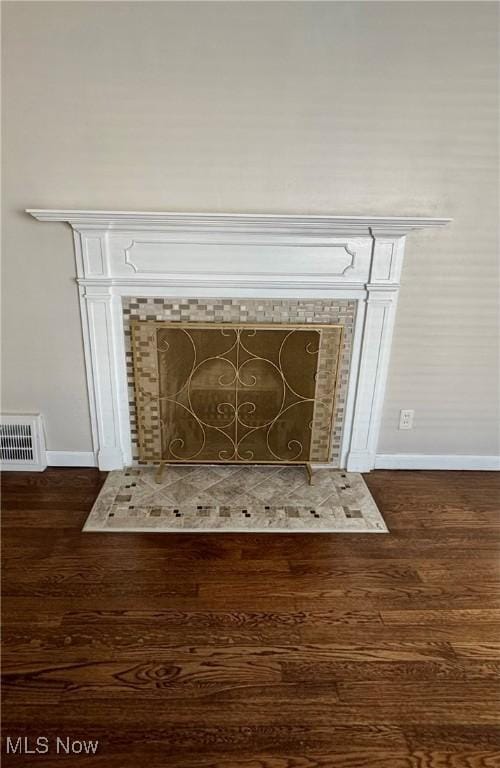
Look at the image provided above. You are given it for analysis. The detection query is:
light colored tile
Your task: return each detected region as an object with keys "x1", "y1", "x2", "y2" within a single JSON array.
[{"x1": 84, "y1": 466, "x2": 388, "y2": 534}]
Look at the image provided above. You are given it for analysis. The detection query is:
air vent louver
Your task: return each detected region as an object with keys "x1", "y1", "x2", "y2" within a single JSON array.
[{"x1": 0, "y1": 414, "x2": 47, "y2": 471}]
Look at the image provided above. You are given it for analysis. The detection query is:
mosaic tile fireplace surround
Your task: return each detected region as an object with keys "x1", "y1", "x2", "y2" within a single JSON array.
[
  {"x1": 28, "y1": 210, "x2": 450, "y2": 472},
  {"x1": 124, "y1": 298, "x2": 354, "y2": 467}
]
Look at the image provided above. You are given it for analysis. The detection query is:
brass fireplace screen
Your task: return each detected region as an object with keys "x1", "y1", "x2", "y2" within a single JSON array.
[{"x1": 131, "y1": 322, "x2": 342, "y2": 465}]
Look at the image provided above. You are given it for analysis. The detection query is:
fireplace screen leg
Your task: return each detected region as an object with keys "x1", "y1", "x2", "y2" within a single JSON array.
[
  {"x1": 305, "y1": 462, "x2": 315, "y2": 486},
  {"x1": 155, "y1": 462, "x2": 165, "y2": 484}
]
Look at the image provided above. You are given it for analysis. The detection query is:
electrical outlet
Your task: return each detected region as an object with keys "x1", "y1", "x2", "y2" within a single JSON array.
[{"x1": 399, "y1": 409, "x2": 414, "y2": 430}]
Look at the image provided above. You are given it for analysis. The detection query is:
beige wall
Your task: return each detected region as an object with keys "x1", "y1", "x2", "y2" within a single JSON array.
[{"x1": 2, "y1": 1, "x2": 498, "y2": 456}]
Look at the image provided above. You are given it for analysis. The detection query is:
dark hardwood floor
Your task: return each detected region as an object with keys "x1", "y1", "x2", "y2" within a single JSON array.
[{"x1": 1, "y1": 468, "x2": 499, "y2": 767}]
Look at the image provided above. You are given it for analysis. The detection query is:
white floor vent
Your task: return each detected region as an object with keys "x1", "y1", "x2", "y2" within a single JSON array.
[{"x1": 0, "y1": 413, "x2": 47, "y2": 472}]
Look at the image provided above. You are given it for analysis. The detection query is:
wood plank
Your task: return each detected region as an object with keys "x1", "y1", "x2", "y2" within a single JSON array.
[{"x1": 381, "y1": 609, "x2": 500, "y2": 625}]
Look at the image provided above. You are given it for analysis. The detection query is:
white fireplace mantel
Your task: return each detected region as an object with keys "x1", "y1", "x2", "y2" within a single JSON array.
[{"x1": 28, "y1": 209, "x2": 451, "y2": 471}]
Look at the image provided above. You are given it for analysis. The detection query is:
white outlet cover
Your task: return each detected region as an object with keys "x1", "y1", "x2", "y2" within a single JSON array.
[{"x1": 399, "y1": 409, "x2": 414, "y2": 430}]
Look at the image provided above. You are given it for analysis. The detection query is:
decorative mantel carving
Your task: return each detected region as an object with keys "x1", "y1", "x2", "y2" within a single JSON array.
[{"x1": 27, "y1": 209, "x2": 451, "y2": 471}]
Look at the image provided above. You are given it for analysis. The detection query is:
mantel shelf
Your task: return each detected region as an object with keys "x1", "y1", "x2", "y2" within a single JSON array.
[{"x1": 26, "y1": 209, "x2": 451, "y2": 237}]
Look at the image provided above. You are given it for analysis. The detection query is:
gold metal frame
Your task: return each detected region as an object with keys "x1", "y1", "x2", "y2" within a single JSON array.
[{"x1": 131, "y1": 321, "x2": 343, "y2": 473}]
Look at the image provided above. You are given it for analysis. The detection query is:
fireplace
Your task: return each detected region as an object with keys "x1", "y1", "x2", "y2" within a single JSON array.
[
  {"x1": 27, "y1": 209, "x2": 450, "y2": 472},
  {"x1": 131, "y1": 321, "x2": 342, "y2": 466}
]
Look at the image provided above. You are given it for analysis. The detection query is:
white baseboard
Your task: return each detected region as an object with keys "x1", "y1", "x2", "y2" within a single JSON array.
[
  {"x1": 43, "y1": 451, "x2": 500, "y2": 471},
  {"x1": 374, "y1": 454, "x2": 500, "y2": 471},
  {"x1": 46, "y1": 451, "x2": 97, "y2": 468}
]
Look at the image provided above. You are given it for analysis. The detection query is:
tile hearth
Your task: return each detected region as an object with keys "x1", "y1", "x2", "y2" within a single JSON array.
[{"x1": 84, "y1": 465, "x2": 388, "y2": 533}]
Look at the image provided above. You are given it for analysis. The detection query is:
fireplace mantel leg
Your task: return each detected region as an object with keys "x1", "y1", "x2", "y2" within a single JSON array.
[{"x1": 79, "y1": 285, "x2": 126, "y2": 471}]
